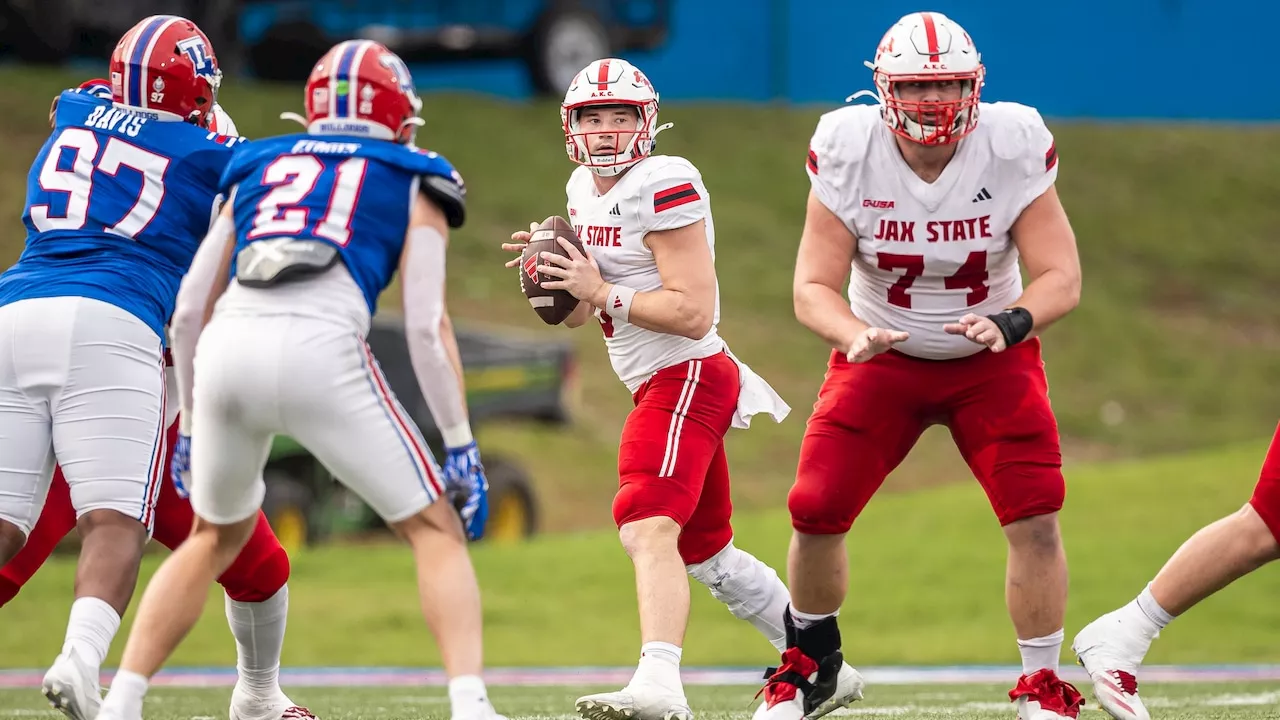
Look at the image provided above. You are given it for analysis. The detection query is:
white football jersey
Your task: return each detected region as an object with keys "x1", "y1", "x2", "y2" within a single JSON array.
[
  {"x1": 806, "y1": 101, "x2": 1059, "y2": 360},
  {"x1": 566, "y1": 154, "x2": 724, "y2": 391}
]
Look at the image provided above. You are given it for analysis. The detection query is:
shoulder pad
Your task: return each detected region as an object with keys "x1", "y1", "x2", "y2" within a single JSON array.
[
  {"x1": 636, "y1": 156, "x2": 708, "y2": 232},
  {"x1": 402, "y1": 147, "x2": 466, "y2": 229},
  {"x1": 420, "y1": 173, "x2": 466, "y2": 229},
  {"x1": 808, "y1": 104, "x2": 879, "y2": 174},
  {"x1": 984, "y1": 102, "x2": 1053, "y2": 163}
]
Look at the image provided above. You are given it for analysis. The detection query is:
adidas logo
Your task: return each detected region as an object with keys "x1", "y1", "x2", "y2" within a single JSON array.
[
  {"x1": 972, "y1": 187, "x2": 992, "y2": 203},
  {"x1": 609, "y1": 203, "x2": 621, "y2": 216}
]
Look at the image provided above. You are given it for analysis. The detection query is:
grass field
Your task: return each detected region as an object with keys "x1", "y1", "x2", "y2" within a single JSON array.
[
  {"x1": 3, "y1": 443, "x2": 1278, "y2": 670},
  {"x1": 4, "y1": 682, "x2": 1280, "y2": 720},
  {"x1": 0, "y1": 68, "x2": 1278, "y2": 532}
]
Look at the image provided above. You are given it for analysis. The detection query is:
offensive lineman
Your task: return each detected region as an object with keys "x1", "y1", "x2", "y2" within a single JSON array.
[
  {"x1": 1071, "y1": 424, "x2": 1280, "y2": 719},
  {"x1": 95, "y1": 40, "x2": 502, "y2": 720},
  {"x1": 753, "y1": 12, "x2": 1086, "y2": 720},
  {"x1": 0, "y1": 16, "x2": 309, "y2": 720},
  {"x1": 500, "y1": 58, "x2": 863, "y2": 720}
]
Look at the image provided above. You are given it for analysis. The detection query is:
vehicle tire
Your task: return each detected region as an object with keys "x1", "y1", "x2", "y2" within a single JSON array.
[
  {"x1": 261, "y1": 471, "x2": 315, "y2": 554},
  {"x1": 480, "y1": 455, "x2": 539, "y2": 542},
  {"x1": 527, "y1": 8, "x2": 611, "y2": 96}
]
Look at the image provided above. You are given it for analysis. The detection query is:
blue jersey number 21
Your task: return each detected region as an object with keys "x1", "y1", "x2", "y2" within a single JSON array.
[{"x1": 248, "y1": 155, "x2": 368, "y2": 247}]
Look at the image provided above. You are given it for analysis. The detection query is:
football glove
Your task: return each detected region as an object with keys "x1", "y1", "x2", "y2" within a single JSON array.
[
  {"x1": 170, "y1": 432, "x2": 192, "y2": 499},
  {"x1": 443, "y1": 441, "x2": 489, "y2": 541}
]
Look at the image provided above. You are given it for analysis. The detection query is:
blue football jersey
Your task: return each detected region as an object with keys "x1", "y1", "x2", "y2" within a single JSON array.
[
  {"x1": 0, "y1": 91, "x2": 245, "y2": 341},
  {"x1": 220, "y1": 133, "x2": 466, "y2": 313}
]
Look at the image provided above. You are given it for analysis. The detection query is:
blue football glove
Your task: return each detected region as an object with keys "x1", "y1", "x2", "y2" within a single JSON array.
[
  {"x1": 442, "y1": 441, "x2": 489, "y2": 541},
  {"x1": 170, "y1": 432, "x2": 192, "y2": 499}
]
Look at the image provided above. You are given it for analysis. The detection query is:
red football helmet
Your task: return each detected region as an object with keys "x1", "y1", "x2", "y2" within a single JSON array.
[
  {"x1": 294, "y1": 40, "x2": 424, "y2": 144},
  {"x1": 108, "y1": 15, "x2": 221, "y2": 128}
]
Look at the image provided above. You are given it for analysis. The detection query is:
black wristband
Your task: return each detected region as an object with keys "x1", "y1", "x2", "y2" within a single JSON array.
[{"x1": 986, "y1": 307, "x2": 1034, "y2": 347}]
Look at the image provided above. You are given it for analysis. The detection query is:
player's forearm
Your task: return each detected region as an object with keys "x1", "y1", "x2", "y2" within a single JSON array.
[
  {"x1": 437, "y1": 311, "x2": 469, "y2": 417},
  {"x1": 401, "y1": 228, "x2": 472, "y2": 447},
  {"x1": 1010, "y1": 266, "x2": 1081, "y2": 337},
  {"x1": 794, "y1": 281, "x2": 869, "y2": 353},
  {"x1": 593, "y1": 284, "x2": 711, "y2": 340},
  {"x1": 564, "y1": 300, "x2": 591, "y2": 328},
  {"x1": 171, "y1": 213, "x2": 235, "y2": 426},
  {"x1": 405, "y1": 328, "x2": 472, "y2": 447}
]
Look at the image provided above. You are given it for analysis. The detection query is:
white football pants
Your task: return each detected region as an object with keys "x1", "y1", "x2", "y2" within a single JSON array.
[
  {"x1": 0, "y1": 296, "x2": 167, "y2": 536},
  {"x1": 188, "y1": 313, "x2": 444, "y2": 526}
]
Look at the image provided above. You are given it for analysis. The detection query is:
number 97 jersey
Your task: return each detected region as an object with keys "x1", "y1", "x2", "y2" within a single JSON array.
[
  {"x1": 0, "y1": 91, "x2": 243, "y2": 340},
  {"x1": 219, "y1": 133, "x2": 465, "y2": 316}
]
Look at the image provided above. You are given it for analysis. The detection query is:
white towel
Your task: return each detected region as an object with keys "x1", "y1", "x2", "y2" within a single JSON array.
[{"x1": 725, "y1": 347, "x2": 791, "y2": 429}]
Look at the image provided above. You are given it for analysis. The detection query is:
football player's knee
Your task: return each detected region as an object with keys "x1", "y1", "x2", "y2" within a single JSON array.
[
  {"x1": 1248, "y1": 484, "x2": 1280, "y2": 546},
  {"x1": 787, "y1": 475, "x2": 860, "y2": 535},
  {"x1": 994, "y1": 471, "x2": 1065, "y2": 526},
  {"x1": 612, "y1": 476, "x2": 696, "y2": 529},
  {"x1": 677, "y1": 522, "x2": 733, "y2": 565},
  {"x1": 218, "y1": 516, "x2": 290, "y2": 603},
  {"x1": 685, "y1": 542, "x2": 786, "y2": 620}
]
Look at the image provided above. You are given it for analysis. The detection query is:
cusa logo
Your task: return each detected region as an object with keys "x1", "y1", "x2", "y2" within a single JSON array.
[{"x1": 863, "y1": 199, "x2": 895, "y2": 209}]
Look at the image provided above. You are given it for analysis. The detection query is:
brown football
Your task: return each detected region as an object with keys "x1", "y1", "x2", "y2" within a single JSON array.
[{"x1": 519, "y1": 215, "x2": 586, "y2": 325}]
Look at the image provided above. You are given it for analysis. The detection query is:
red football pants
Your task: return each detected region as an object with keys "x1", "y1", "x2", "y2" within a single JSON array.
[
  {"x1": 790, "y1": 338, "x2": 1065, "y2": 534},
  {"x1": 0, "y1": 420, "x2": 290, "y2": 607},
  {"x1": 613, "y1": 351, "x2": 741, "y2": 565},
  {"x1": 1248, "y1": 422, "x2": 1280, "y2": 543}
]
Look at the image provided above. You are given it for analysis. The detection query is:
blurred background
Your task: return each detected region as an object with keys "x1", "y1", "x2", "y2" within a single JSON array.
[{"x1": 1, "y1": 0, "x2": 1279, "y2": 674}]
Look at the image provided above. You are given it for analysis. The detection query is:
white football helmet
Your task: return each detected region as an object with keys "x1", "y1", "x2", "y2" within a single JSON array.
[
  {"x1": 850, "y1": 11, "x2": 985, "y2": 146},
  {"x1": 561, "y1": 58, "x2": 672, "y2": 177}
]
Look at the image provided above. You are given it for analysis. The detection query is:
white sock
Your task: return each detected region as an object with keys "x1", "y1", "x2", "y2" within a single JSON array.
[
  {"x1": 61, "y1": 597, "x2": 121, "y2": 670},
  {"x1": 101, "y1": 668, "x2": 149, "y2": 718},
  {"x1": 790, "y1": 607, "x2": 838, "y2": 630},
  {"x1": 632, "y1": 641, "x2": 683, "y2": 691},
  {"x1": 226, "y1": 585, "x2": 289, "y2": 698},
  {"x1": 1135, "y1": 583, "x2": 1174, "y2": 630},
  {"x1": 1017, "y1": 629, "x2": 1064, "y2": 674},
  {"x1": 447, "y1": 675, "x2": 492, "y2": 718},
  {"x1": 686, "y1": 542, "x2": 791, "y2": 651}
]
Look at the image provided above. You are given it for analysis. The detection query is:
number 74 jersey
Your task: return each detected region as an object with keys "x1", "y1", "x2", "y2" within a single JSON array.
[{"x1": 806, "y1": 101, "x2": 1059, "y2": 360}]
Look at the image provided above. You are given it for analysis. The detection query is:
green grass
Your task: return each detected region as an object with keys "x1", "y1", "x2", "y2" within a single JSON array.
[
  {"x1": 2, "y1": 69, "x2": 1279, "y2": 533},
  {"x1": 4, "y1": 683, "x2": 1280, "y2": 720},
  {"x1": 3, "y1": 443, "x2": 1278, "y2": 669}
]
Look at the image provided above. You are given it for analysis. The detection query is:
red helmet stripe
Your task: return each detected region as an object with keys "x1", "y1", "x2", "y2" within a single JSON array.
[
  {"x1": 137, "y1": 16, "x2": 180, "y2": 109},
  {"x1": 596, "y1": 60, "x2": 611, "y2": 91},
  {"x1": 920, "y1": 12, "x2": 941, "y2": 63}
]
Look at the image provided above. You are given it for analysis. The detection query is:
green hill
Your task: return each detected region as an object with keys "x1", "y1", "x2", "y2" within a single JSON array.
[
  {"x1": 1, "y1": 68, "x2": 1278, "y2": 533},
  {"x1": 3, "y1": 442, "x2": 1277, "y2": 668}
]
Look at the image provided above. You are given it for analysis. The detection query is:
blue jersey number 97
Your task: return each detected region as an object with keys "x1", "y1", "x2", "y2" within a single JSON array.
[{"x1": 31, "y1": 127, "x2": 171, "y2": 239}]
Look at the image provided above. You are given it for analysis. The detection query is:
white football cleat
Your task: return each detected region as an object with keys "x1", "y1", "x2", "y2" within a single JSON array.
[
  {"x1": 1072, "y1": 612, "x2": 1153, "y2": 720},
  {"x1": 575, "y1": 685, "x2": 693, "y2": 720},
  {"x1": 228, "y1": 686, "x2": 318, "y2": 720},
  {"x1": 41, "y1": 649, "x2": 102, "y2": 720},
  {"x1": 805, "y1": 661, "x2": 865, "y2": 719},
  {"x1": 1008, "y1": 668, "x2": 1085, "y2": 719},
  {"x1": 451, "y1": 696, "x2": 507, "y2": 720}
]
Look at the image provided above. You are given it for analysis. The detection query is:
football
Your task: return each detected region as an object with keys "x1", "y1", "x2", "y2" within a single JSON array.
[{"x1": 519, "y1": 215, "x2": 585, "y2": 325}]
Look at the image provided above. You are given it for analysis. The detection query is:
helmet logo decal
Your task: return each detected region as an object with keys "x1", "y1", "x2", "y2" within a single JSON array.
[{"x1": 176, "y1": 35, "x2": 216, "y2": 83}]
